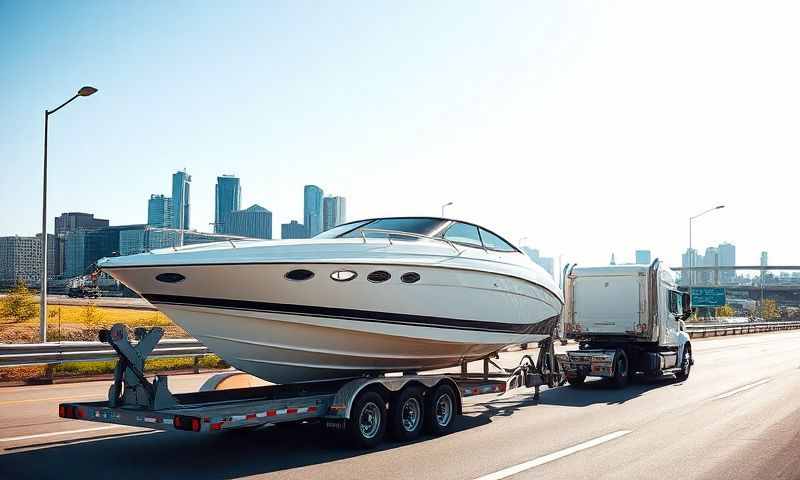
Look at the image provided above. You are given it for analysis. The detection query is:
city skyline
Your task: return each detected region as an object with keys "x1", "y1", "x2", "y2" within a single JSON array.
[{"x1": 2, "y1": 3, "x2": 799, "y2": 267}]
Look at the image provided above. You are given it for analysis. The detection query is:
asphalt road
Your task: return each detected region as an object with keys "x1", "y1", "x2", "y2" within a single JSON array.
[{"x1": 0, "y1": 331, "x2": 798, "y2": 480}]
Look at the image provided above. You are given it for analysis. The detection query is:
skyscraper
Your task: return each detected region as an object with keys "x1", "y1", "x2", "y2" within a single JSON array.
[
  {"x1": 760, "y1": 251, "x2": 768, "y2": 267},
  {"x1": 322, "y1": 195, "x2": 347, "y2": 231},
  {"x1": 147, "y1": 194, "x2": 173, "y2": 228},
  {"x1": 521, "y1": 247, "x2": 555, "y2": 278},
  {"x1": 215, "y1": 175, "x2": 241, "y2": 234},
  {"x1": 171, "y1": 170, "x2": 191, "y2": 230},
  {"x1": 635, "y1": 250, "x2": 651, "y2": 265},
  {"x1": 54, "y1": 212, "x2": 109, "y2": 237},
  {"x1": 281, "y1": 220, "x2": 306, "y2": 239},
  {"x1": 718, "y1": 242, "x2": 736, "y2": 283},
  {"x1": 304, "y1": 185, "x2": 323, "y2": 237},
  {"x1": 226, "y1": 205, "x2": 272, "y2": 239}
]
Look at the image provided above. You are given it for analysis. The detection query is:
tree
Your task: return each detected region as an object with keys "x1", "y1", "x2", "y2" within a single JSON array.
[
  {"x1": 0, "y1": 280, "x2": 39, "y2": 323},
  {"x1": 83, "y1": 303, "x2": 106, "y2": 327},
  {"x1": 715, "y1": 304, "x2": 735, "y2": 317},
  {"x1": 757, "y1": 299, "x2": 780, "y2": 321}
]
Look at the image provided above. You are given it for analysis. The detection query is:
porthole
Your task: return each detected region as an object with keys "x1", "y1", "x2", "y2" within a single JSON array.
[
  {"x1": 367, "y1": 270, "x2": 391, "y2": 283},
  {"x1": 285, "y1": 269, "x2": 315, "y2": 281},
  {"x1": 331, "y1": 270, "x2": 357, "y2": 282},
  {"x1": 400, "y1": 272, "x2": 420, "y2": 284},
  {"x1": 155, "y1": 273, "x2": 185, "y2": 283}
]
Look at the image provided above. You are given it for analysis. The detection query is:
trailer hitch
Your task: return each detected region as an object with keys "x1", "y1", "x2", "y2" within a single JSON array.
[{"x1": 99, "y1": 323, "x2": 177, "y2": 410}]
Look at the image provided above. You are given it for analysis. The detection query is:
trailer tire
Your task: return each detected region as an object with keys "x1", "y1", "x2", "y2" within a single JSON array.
[
  {"x1": 675, "y1": 346, "x2": 692, "y2": 382},
  {"x1": 347, "y1": 390, "x2": 387, "y2": 449},
  {"x1": 567, "y1": 374, "x2": 586, "y2": 386},
  {"x1": 424, "y1": 384, "x2": 457, "y2": 436},
  {"x1": 612, "y1": 350, "x2": 630, "y2": 388},
  {"x1": 390, "y1": 385, "x2": 425, "y2": 441}
]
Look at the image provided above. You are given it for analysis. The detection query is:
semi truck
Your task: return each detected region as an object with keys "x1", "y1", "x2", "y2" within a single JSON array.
[{"x1": 560, "y1": 259, "x2": 693, "y2": 387}]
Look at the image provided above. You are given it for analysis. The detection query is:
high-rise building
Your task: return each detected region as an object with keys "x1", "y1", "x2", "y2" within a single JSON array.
[
  {"x1": 54, "y1": 212, "x2": 109, "y2": 237},
  {"x1": 147, "y1": 194, "x2": 173, "y2": 228},
  {"x1": 281, "y1": 220, "x2": 307, "y2": 239},
  {"x1": 214, "y1": 175, "x2": 241, "y2": 234},
  {"x1": 635, "y1": 250, "x2": 651, "y2": 265},
  {"x1": 521, "y1": 247, "x2": 555, "y2": 278},
  {"x1": 718, "y1": 242, "x2": 736, "y2": 283},
  {"x1": 171, "y1": 169, "x2": 191, "y2": 230},
  {"x1": 304, "y1": 185, "x2": 323, "y2": 237},
  {"x1": 760, "y1": 251, "x2": 768, "y2": 267},
  {"x1": 681, "y1": 248, "x2": 703, "y2": 286},
  {"x1": 64, "y1": 225, "x2": 146, "y2": 277},
  {"x1": 701, "y1": 247, "x2": 719, "y2": 284},
  {"x1": 120, "y1": 227, "x2": 244, "y2": 255},
  {"x1": 0, "y1": 236, "x2": 43, "y2": 285},
  {"x1": 322, "y1": 195, "x2": 346, "y2": 231},
  {"x1": 225, "y1": 205, "x2": 272, "y2": 239}
]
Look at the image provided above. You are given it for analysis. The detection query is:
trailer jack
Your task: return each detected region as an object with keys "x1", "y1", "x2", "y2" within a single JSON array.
[{"x1": 98, "y1": 323, "x2": 177, "y2": 410}]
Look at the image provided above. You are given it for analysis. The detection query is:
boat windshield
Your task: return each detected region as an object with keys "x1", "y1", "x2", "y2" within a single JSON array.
[{"x1": 315, "y1": 218, "x2": 449, "y2": 240}]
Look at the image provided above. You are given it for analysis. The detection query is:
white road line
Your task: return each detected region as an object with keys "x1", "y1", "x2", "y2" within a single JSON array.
[
  {"x1": 0, "y1": 426, "x2": 123, "y2": 443},
  {"x1": 711, "y1": 378, "x2": 772, "y2": 400},
  {"x1": 474, "y1": 430, "x2": 632, "y2": 480}
]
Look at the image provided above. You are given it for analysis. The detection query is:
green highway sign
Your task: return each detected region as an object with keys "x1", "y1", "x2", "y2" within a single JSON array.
[{"x1": 691, "y1": 287, "x2": 726, "y2": 307}]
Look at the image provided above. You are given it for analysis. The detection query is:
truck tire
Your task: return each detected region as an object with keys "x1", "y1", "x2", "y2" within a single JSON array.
[
  {"x1": 566, "y1": 374, "x2": 586, "y2": 386},
  {"x1": 611, "y1": 350, "x2": 630, "y2": 388},
  {"x1": 424, "y1": 384, "x2": 457, "y2": 436},
  {"x1": 674, "y1": 346, "x2": 692, "y2": 382},
  {"x1": 390, "y1": 385, "x2": 425, "y2": 441},
  {"x1": 347, "y1": 390, "x2": 387, "y2": 449}
]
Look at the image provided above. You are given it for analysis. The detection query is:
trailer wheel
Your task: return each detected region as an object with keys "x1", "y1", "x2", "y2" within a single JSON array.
[
  {"x1": 675, "y1": 346, "x2": 692, "y2": 382},
  {"x1": 424, "y1": 384, "x2": 457, "y2": 436},
  {"x1": 347, "y1": 390, "x2": 387, "y2": 449},
  {"x1": 390, "y1": 385, "x2": 425, "y2": 441},
  {"x1": 566, "y1": 374, "x2": 586, "y2": 386},
  {"x1": 612, "y1": 350, "x2": 630, "y2": 388}
]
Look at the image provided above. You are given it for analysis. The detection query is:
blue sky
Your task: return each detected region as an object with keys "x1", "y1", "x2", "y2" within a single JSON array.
[{"x1": 2, "y1": 1, "x2": 799, "y2": 267}]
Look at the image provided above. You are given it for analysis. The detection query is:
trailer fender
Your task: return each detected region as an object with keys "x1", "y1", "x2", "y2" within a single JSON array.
[{"x1": 331, "y1": 377, "x2": 462, "y2": 420}]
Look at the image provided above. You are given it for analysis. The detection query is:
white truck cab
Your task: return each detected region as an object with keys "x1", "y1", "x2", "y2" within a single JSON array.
[{"x1": 561, "y1": 259, "x2": 693, "y2": 387}]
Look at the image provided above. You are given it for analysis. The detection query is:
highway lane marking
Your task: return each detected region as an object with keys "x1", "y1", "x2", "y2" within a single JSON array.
[
  {"x1": 711, "y1": 378, "x2": 772, "y2": 400},
  {"x1": 0, "y1": 425, "x2": 124, "y2": 442},
  {"x1": 473, "y1": 430, "x2": 632, "y2": 480},
  {"x1": 0, "y1": 394, "x2": 101, "y2": 406}
]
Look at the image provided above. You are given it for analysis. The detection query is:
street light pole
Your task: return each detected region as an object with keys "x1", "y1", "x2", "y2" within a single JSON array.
[
  {"x1": 40, "y1": 86, "x2": 97, "y2": 342},
  {"x1": 688, "y1": 204, "x2": 725, "y2": 314},
  {"x1": 441, "y1": 202, "x2": 453, "y2": 218}
]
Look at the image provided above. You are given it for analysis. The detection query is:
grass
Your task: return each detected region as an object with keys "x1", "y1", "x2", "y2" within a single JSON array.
[
  {"x1": 1, "y1": 304, "x2": 175, "y2": 328},
  {"x1": 54, "y1": 354, "x2": 228, "y2": 377}
]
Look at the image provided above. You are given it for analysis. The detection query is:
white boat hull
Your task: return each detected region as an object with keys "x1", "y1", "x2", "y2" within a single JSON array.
[{"x1": 104, "y1": 260, "x2": 561, "y2": 383}]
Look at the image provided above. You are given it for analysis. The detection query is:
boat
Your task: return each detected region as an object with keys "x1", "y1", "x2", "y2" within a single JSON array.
[{"x1": 97, "y1": 217, "x2": 563, "y2": 383}]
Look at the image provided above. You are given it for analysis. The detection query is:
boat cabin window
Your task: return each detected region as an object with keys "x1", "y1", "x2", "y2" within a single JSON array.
[
  {"x1": 339, "y1": 218, "x2": 447, "y2": 239},
  {"x1": 443, "y1": 222, "x2": 482, "y2": 247},
  {"x1": 479, "y1": 228, "x2": 516, "y2": 252}
]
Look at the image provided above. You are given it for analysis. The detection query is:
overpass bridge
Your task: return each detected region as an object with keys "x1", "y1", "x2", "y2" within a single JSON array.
[{"x1": 671, "y1": 265, "x2": 800, "y2": 307}]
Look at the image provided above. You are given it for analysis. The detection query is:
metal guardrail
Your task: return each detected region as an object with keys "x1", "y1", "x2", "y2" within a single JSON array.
[
  {"x1": 0, "y1": 338, "x2": 207, "y2": 368},
  {"x1": 685, "y1": 321, "x2": 800, "y2": 338}
]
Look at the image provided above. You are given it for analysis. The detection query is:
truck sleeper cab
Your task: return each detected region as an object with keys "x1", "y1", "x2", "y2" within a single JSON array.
[{"x1": 560, "y1": 259, "x2": 693, "y2": 387}]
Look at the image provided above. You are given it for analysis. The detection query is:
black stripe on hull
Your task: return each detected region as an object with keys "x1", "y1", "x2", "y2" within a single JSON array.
[{"x1": 141, "y1": 293, "x2": 559, "y2": 336}]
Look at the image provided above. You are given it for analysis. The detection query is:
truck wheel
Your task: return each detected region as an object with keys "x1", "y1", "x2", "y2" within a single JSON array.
[
  {"x1": 347, "y1": 390, "x2": 387, "y2": 449},
  {"x1": 675, "y1": 347, "x2": 692, "y2": 381},
  {"x1": 612, "y1": 350, "x2": 630, "y2": 388},
  {"x1": 424, "y1": 384, "x2": 457, "y2": 436},
  {"x1": 390, "y1": 385, "x2": 425, "y2": 441},
  {"x1": 567, "y1": 374, "x2": 586, "y2": 386}
]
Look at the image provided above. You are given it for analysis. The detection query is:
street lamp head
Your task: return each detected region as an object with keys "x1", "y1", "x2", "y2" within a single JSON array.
[
  {"x1": 77, "y1": 86, "x2": 98, "y2": 97},
  {"x1": 715, "y1": 205, "x2": 725, "y2": 209}
]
